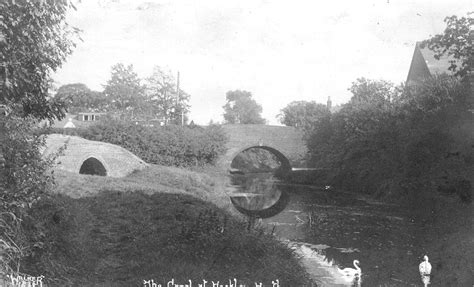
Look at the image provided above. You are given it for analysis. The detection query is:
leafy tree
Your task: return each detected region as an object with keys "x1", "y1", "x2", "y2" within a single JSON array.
[
  {"x1": 421, "y1": 12, "x2": 473, "y2": 77},
  {"x1": 145, "y1": 67, "x2": 190, "y2": 124},
  {"x1": 55, "y1": 83, "x2": 110, "y2": 113},
  {"x1": 0, "y1": 0, "x2": 78, "y2": 274},
  {"x1": 0, "y1": 0, "x2": 80, "y2": 120},
  {"x1": 104, "y1": 63, "x2": 144, "y2": 117},
  {"x1": 348, "y1": 78, "x2": 395, "y2": 105},
  {"x1": 307, "y1": 79, "x2": 399, "y2": 181},
  {"x1": 306, "y1": 75, "x2": 470, "y2": 201},
  {"x1": 223, "y1": 90, "x2": 266, "y2": 124},
  {"x1": 278, "y1": 101, "x2": 330, "y2": 130},
  {"x1": 1, "y1": 0, "x2": 79, "y2": 208}
]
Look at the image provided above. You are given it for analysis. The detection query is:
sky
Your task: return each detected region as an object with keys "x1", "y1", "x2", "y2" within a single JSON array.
[{"x1": 53, "y1": 0, "x2": 473, "y2": 125}]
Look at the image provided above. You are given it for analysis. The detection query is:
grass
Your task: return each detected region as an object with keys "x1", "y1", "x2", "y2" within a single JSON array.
[
  {"x1": 20, "y1": 165, "x2": 314, "y2": 286},
  {"x1": 52, "y1": 165, "x2": 231, "y2": 208}
]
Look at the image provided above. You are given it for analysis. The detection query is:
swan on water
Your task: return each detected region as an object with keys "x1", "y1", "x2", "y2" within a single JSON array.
[
  {"x1": 337, "y1": 260, "x2": 361, "y2": 277},
  {"x1": 419, "y1": 255, "x2": 432, "y2": 275}
]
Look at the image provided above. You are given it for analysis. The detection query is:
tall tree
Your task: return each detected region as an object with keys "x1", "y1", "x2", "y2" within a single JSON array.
[
  {"x1": 421, "y1": 12, "x2": 473, "y2": 77},
  {"x1": 0, "y1": 0, "x2": 80, "y2": 120},
  {"x1": 348, "y1": 78, "x2": 394, "y2": 106},
  {"x1": 278, "y1": 101, "x2": 330, "y2": 130},
  {"x1": 145, "y1": 67, "x2": 190, "y2": 124},
  {"x1": 103, "y1": 63, "x2": 144, "y2": 117},
  {"x1": 223, "y1": 90, "x2": 266, "y2": 124},
  {"x1": 55, "y1": 83, "x2": 110, "y2": 113},
  {"x1": 0, "y1": 0, "x2": 79, "y2": 274}
]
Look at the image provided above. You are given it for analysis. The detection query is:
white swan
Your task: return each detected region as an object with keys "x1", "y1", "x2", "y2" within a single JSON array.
[
  {"x1": 419, "y1": 255, "x2": 432, "y2": 275},
  {"x1": 337, "y1": 260, "x2": 361, "y2": 277}
]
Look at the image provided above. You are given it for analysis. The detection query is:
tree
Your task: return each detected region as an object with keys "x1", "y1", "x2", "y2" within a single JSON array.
[
  {"x1": 223, "y1": 90, "x2": 266, "y2": 124},
  {"x1": 1, "y1": 0, "x2": 79, "y2": 208},
  {"x1": 348, "y1": 78, "x2": 395, "y2": 106},
  {"x1": 278, "y1": 101, "x2": 330, "y2": 130},
  {"x1": 55, "y1": 83, "x2": 110, "y2": 113},
  {"x1": 0, "y1": 0, "x2": 78, "y2": 275},
  {"x1": 145, "y1": 67, "x2": 190, "y2": 124},
  {"x1": 0, "y1": 0, "x2": 80, "y2": 120},
  {"x1": 306, "y1": 75, "x2": 470, "y2": 200},
  {"x1": 103, "y1": 63, "x2": 144, "y2": 117},
  {"x1": 421, "y1": 12, "x2": 473, "y2": 77}
]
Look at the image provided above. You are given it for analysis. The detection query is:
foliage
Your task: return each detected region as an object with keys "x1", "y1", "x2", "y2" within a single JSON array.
[
  {"x1": 420, "y1": 12, "x2": 473, "y2": 77},
  {"x1": 231, "y1": 148, "x2": 281, "y2": 173},
  {"x1": 0, "y1": 115, "x2": 59, "y2": 213},
  {"x1": 0, "y1": 0, "x2": 78, "y2": 276},
  {"x1": 0, "y1": 212, "x2": 25, "y2": 276},
  {"x1": 278, "y1": 100, "x2": 330, "y2": 131},
  {"x1": 100, "y1": 64, "x2": 191, "y2": 123},
  {"x1": 80, "y1": 118, "x2": 228, "y2": 167},
  {"x1": 20, "y1": 190, "x2": 312, "y2": 286},
  {"x1": 103, "y1": 63, "x2": 145, "y2": 116},
  {"x1": 145, "y1": 67, "x2": 190, "y2": 124},
  {"x1": 223, "y1": 90, "x2": 266, "y2": 124},
  {"x1": 306, "y1": 75, "x2": 471, "y2": 202},
  {"x1": 0, "y1": 114, "x2": 65, "y2": 275},
  {"x1": 0, "y1": 0, "x2": 80, "y2": 121},
  {"x1": 54, "y1": 83, "x2": 110, "y2": 113}
]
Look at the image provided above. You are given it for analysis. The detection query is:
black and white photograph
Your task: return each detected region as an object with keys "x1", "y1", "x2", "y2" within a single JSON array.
[{"x1": 0, "y1": 0, "x2": 473, "y2": 286}]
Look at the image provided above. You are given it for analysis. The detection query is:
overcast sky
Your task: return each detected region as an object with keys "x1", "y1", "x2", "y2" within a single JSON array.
[{"x1": 53, "y1": 0, "x2": 473, "y2": 125}]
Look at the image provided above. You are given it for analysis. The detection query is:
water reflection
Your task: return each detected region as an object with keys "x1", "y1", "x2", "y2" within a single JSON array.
[
  {"x1": 229, "y1": 173, "x2": 290, "y2": 218},
  {"x1": 227, "y1": 172, "x2": 425, "y2": 286}
]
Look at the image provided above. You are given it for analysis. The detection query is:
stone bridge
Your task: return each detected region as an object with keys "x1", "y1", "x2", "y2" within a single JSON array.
[
  {"x1": 42, "y1": 124, "x2": 306, "y2": 177},
  {"x1": 43, "y1": 134, "x2": 148, "y2": 177},
  {"x1": 217, "y1": 124, "x2": 307, "y2": 172}
]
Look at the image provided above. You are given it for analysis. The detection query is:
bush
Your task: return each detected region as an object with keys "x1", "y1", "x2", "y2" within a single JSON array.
[
  {"x1": 77, "y1": 119, "x2": 228, "y2": 167},
  {"x1": 1, "y1": 114, "x2": 63, "y2": 276},
  {"x1": 306, "y1": 75, "x2": 472, "y2": 201}
]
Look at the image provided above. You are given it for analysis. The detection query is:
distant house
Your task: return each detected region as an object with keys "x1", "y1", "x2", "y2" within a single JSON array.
[
  {"x1": 47, "y1": 112, "x2": 107, "y2": 129},
  {"x1": 406, "y1": 42, "x2": 474, "y2": 108},
  {"x1": 76, "y1": 112, "x2": 106, "y2": 122}
]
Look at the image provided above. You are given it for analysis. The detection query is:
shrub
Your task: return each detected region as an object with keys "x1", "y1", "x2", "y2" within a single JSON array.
[
  {"x1": 306, "y1": 75, "x2": 472, "y2": 201},
  {"x1": 77, "y1": 119, "x2": 228, "y2": 167},
  {"x1": 1, "y1": 114, "x2": 62, "y2": 276}
]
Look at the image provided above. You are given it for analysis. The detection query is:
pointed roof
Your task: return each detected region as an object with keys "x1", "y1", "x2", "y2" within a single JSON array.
[{"x1": 407, "y1": 42, "x2": 457, "y2": 83}]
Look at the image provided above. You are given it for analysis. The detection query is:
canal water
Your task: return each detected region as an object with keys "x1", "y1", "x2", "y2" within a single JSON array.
[{"x1": 228, "y1": 173, "x2": 430, "y2": 287}]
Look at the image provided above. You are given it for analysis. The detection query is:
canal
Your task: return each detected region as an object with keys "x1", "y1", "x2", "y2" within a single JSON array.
[{"x1": 227, "y1": 172, "x2": 434, "y2": 286}]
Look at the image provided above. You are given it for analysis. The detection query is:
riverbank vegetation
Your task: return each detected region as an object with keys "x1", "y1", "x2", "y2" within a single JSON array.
[
  {"x1": 39, "y1": 119, "x2": 229, "y2": 167},
  {"x1": 306, "y1": 75, "x2": 472, "y2": 204},
  {"x1": 81, "y1": 118, "x2": 228, "y2": 167},
  {"x1": 1, "y1": 0, "x2": 81, "y2": 278},
  {"x1": 18, "y1": 166, "x2": 313, "y2": 286}
]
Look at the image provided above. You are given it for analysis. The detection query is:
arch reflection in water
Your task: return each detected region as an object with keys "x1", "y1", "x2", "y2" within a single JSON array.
[{"x1": 229, "y1": 173, "x2": 290, "y2": 218}]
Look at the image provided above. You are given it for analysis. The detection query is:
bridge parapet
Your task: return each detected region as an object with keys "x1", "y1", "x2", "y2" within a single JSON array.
[
  {"x1": 218, "y1": 124, "x2": 307, "y2": 171},
  {"x1": 44, "y1": 134, "x2": 148, "y2": 177}
]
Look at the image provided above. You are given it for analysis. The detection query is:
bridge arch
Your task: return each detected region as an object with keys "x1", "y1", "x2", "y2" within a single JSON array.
[
  {"x1": 228, "y1": 145, "x2": 292, "y2": 173},
  {"x1": 218, "y1": 124, "x2": 307, "y2": 172},
  {"x1": 78, "y1": 156, "x2": 108, "y2": 176},
  {"x1": 44, "y1": 134, "x2": 148, "y2": 177}
]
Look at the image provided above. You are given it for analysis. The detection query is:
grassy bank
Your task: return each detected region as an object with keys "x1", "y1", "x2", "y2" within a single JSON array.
[{"x1": 20, "y1": 165, "x2": 314, "y2": 286}]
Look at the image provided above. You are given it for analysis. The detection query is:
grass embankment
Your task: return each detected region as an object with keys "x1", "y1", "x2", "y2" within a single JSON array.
[{"x1": 21, "y1": 165, "x2": 313, "y2": 286}]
